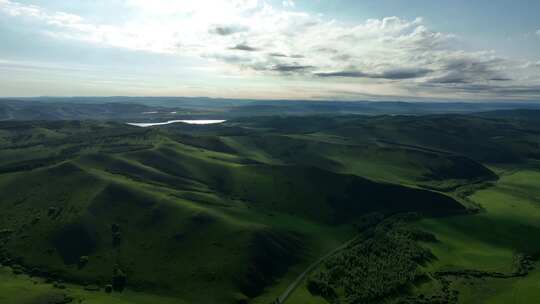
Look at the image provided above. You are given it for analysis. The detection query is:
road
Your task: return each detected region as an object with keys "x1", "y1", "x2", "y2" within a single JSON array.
[{"x1": 272, "y1": 234, "x2": 363, "y2": 304}]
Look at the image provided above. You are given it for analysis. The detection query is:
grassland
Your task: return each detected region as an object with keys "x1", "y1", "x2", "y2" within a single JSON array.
[
  {"x1": 1, "y1": 110, "x2": 540, "y2": 303},
  {"x1": 413, "y1": 166, "x2": 540, "y2": 303},
  {"x1": 287, "y1": 165, "x2": 540, "y2": 304},
  {"x1": 0, "y1": 266, "x2": 185, "y2": 304}
]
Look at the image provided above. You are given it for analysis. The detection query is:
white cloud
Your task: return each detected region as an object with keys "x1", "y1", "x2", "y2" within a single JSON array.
[
  {"x1": 536, "y1": 29, "x2": 540, "y2": 36},
  {"x1": 521, "y1": 61, "x2": 540, "y2": 69},
  {"x1": 282, "y1": 0, "x2": 295, "y2": 8},
  {"x1": 1, "y1": 0, "x2": 539, "y2": 99}
]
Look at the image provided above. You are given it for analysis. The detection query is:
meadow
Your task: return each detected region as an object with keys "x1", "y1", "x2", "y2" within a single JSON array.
[{"x1": 0, "y1": 110, "x2": 539, "y2": 303}]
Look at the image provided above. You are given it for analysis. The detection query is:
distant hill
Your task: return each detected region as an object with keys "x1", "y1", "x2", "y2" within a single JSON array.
[{"x1": 2, "y1": 97, "x2": 540, "y2": 121}]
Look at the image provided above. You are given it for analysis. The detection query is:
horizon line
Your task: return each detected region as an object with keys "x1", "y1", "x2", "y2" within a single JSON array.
[{"x1": 1, "y1": 96, "x2": 539, "y2": 104}]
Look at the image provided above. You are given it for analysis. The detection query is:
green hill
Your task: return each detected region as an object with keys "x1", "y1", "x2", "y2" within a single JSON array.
[
  {"x1": 1, "y1": 111, "x2": 539, "y2": 304},
  {"x1": 0, "y1": 119, "x2": 470, "y2": 303}
]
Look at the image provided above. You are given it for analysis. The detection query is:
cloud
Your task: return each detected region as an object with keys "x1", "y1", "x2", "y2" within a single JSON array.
[
  {"x1": 316, "y1": 68, "x2": 432, "y2": 80},
  {"x1": 282, "y1": 0, "x2": 295, "y2": 8},
  {"x1": 229, "y1": 43, "x2": 259, "y2": 52},
  {"x1": 209, "y1": 25, "x2": 247, "y2": 36},
  {"x1": 268, "y1": 52, "x2": 304, "y2": 58},
  {"x1": 272, "y1": 64, "x2": 313, "y2": 73},
  {"x1": 0, "y1": 0, "x2": 539, "y2": 99},
  {"x1": 206, "y1": 54, "x2": 252, "y2": 64},
  {"x1": 0, "y1": 0, "x2": 82, "y2": 25},
  {"x1": 269, "y1": 52, "x2": 288, "y2": 57},
  {"x1": 316, "y1": 71, "x2": 367, "y2": 78},
  {"x1": 521, "y1": 60, "x2": 540, "y2": 69},
  {"x1": 537, "y1": 29, "x2": 540, "y2": 36},
  {"x1": 489, "y1": 77, "x2": 512, "y2": 81},
  {"x1": 375, "y1": 68, "x2": 432, "y2": 80},
  {"x1": 229, "y1": 43, "x2": 259, "y2": 51},
  {"x1": 427, "y1": 73, "x2": 470, "y2": 84},
  {"x1": 424, "y1": 53, "x2": 510, "y2": 84}
]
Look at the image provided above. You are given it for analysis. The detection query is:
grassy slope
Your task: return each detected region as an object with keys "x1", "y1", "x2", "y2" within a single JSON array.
[
  {"x1": 221, "y1": 115, "x2": 500, "y2": 191},
  {"x1": 257, "y1": 113, "x2": 540, "y2": 304},
  {"x1": 0, "y1": 156, "x2": 298, "y2": 303},
  {"x1": 413, "y1": 166, "x2": 540, "y2": 303},
  {"x1": 419, "y1": 167, "x2": 540, "y2": 271},
  {"x1": 457, "y1": 267, "x2": 540, "y2": 303},
  {"x1": 0, "y1": 121, "x2": 467, "y2": 304},
  {"x1": 286, "y1": 166, "x2": 540, "y2": 304},
  {"x1": 0, "y1": 266, "x2": 185, "y2": 304},
  {"x1": 2, "y1": 112, "x2": 539, "y2": 304}
]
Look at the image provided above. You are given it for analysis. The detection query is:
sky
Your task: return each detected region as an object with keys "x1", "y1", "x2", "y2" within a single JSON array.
[{"x1": 1, "y1": 0, "x2": 540, "y2": 101}]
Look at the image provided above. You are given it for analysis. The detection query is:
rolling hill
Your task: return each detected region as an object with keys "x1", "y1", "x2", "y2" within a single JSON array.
[{"x1": 1, "y1": 110, "x2": 539, "y2": 304}]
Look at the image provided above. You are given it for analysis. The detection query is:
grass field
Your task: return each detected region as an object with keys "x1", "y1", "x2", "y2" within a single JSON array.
[
  {"x1": 0, "y1": 266, "x2": 185, "y2": 304},
  {"x1": 1, "y1": 121, "x2": 465, "y2": 303},
  {"x1": 1, "y1": 112, "x2": 540, "y2": 303},
  {"x1": 284, "y1": 167, "x2": 540, "y2": 304},
  {"x1": 411, "y1": 167, "x2": 540, "y2": 303},
  {"x1": 419, "y1": 168, "x2": 540, "y2": 272}
]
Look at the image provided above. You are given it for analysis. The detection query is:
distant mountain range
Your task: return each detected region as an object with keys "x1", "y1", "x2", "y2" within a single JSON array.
[{"x1": 1, "y1": 97, "x2": 540, "y2": 121}]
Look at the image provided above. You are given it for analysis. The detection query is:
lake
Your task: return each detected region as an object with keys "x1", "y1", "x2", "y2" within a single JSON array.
[{"x1": 127, "y1": 120, "x2": 226, "y2": 127}]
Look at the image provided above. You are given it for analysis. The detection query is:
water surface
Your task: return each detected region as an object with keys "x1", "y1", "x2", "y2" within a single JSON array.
[{"x1": 127, "y1": 120, "x2": 226, "y2": 127}]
